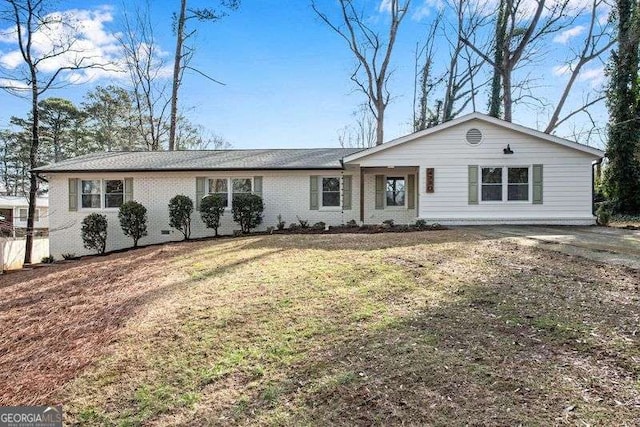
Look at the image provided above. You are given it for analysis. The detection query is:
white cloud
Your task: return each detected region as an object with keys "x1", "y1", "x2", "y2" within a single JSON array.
[
  {"x1": 0, "y1": 78, "x2": 30, "y2": 91},
  {"x1": 411, "y1": 0, "x2": 444, "y2": 21},
  {"x1": 378, "y1": 0, "x2": 393, "y2": 13},
  {"x1": 553, "y1": 63, "x2": 573, "y2": 76},
  {"x1": 0, "y1": 6, "x2": 149, "y2": 85},
  {"x1": 578, "y1": 66, "x2": 605, "y2": 86},
  {"x1": 553, "y1": 25, "x2": 586, "y2": 44}
]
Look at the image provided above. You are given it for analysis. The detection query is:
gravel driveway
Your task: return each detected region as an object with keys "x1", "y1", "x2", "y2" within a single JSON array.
[{"x1": 476, "y1": 225, "x2": 640, "y2": 269}]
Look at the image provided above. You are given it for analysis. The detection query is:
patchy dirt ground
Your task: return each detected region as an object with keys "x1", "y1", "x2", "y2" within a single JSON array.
[{"x1": 1, "y1": 230, "x2": 639, "y2": 425}]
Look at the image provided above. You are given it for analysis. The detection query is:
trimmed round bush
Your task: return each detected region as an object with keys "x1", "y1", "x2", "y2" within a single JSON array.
[
  {"x1": 118, "y1": 201, "x2": 148, "y2": 247},
  {"x1": 200, "y1": 194, "x2": 226, "y2": 236},
  {"x1": 169, "y1": 195, "x2": 193, "y2": 240},
  {"x1": 81, "y1": 213, "x2": 108, "y2": 254},
  {"x1": 231, "y1": 193, "x2": 264, "y2": 233}
]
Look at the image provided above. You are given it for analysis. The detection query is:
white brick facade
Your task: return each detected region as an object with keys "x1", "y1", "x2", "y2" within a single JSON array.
[{"x1": 47, "y1": 168, "x2": 374, "y2": 258}]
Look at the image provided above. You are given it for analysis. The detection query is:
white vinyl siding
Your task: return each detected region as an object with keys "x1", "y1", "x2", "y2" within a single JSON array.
[{"x1": 352, "y1": 118, "x2": 597, "y2": 224}]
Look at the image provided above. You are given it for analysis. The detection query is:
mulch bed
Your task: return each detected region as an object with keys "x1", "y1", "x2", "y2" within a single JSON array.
[{"x1": 266, "y1": 224, "x2": 447, "y2": 235}]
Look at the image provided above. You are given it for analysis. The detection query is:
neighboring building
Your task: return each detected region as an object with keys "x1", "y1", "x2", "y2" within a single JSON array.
[
  {"x1": 0, "y1": 196, "x2": 49, "y2": 237},
  {"x1": 34, "y1": 113, "x2": 604, "y2": 258}
]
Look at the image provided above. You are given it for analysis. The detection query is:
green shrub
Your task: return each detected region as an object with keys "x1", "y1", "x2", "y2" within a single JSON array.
[
  {"x1": 41, "y1": 255, "x2": 55, "y2": 264},
  {"x1": 296, "y1": 216, "x2": 309, "y2": 228},
  {"x1": 276, "y1": 214, "x2": 286, "y2": 230},
  {"x1": 169, "y1": 195, "x2": 193, "y2": 240},
  {"x1": 200, "y1": 194, "x2": 226, "y2": 236},
  {"x1": 414, "y1": 219, "x2": 427, "y2": 229},
  {"x1": 312, "y1": 221, "x2": 326, "y2": 230},
  {"x1": 118, "y1": 201, "x2": 148, "y2": 247},
  {"x1": 382, "y1": 219, "x2": 395, "y2": 228},
  {"x1": 289, "y1": 223, "x2": 300, "y2": 230},
  {"x1": 596, "y1": 203, "x2": 612, "y2": 226},
  {"x1": 61, "y1": 253, "x2": 76, "y2": 260},
  {"x1": 346, "y1": 219, "x2": 358, "y2": 228},
  {"x1": 81, "y1": 213, "x2": 108, "y2": 254},
  {"x1": 232, "y1": 193, "x2": 264, "y2": 233}
]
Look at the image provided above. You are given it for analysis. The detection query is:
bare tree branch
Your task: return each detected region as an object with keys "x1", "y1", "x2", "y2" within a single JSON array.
[{"x1": 313, "y1": 0, "x2": 410, "y2": 145}]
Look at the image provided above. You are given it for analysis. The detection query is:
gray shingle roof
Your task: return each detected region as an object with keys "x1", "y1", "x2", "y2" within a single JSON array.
[{"x1": 33, "y1": 148, "x2": 364, "y2": 173}]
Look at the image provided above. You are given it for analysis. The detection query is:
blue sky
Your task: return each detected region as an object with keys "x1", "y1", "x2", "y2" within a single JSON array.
[{"x1": 0, "y1": 0, "x2": 611, "y2": 149}]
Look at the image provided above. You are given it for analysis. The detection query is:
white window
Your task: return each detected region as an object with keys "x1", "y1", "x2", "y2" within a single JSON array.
[
  {"x1": 81, "y1": 180, "x2": 102, "y2": 208},
  {"x1": 480, "y1": 167, "x2": 530, "y2": 202},
  {"x1": 81, "y1": 179, "x2": 125, "y2": 209},
  {"x1": 321, "y1": 177, "x2": 341, "y2": 208},
  {"x1": 508, "y1": 167, "x2": 529, "y2": 201},
  {"x1": 232, "y1": 178, "x2": 252, "y2": 196},
  {"x1": 105, "y1": 180, "x2": 124, "y2": 208},
  {"x1": 481, "y1": 168, "x2": 503, "y2": 201},
  {"x1": 18, "y1": 208, "x2": 39, "y2": 222},
  {"x1": 208, "y1": 178, "x2": 229, "y2": 207},
  {"x1": 386, "y1": 176, "x2": 406, "y2": 207},
  {"x1": 207, "y1": 177, "x2": 253, "y2": 207}
]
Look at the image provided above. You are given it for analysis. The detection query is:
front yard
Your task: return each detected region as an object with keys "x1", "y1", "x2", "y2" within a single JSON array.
[{"x1": 1, "y1": 230, "x2": 638, "y2": 425}]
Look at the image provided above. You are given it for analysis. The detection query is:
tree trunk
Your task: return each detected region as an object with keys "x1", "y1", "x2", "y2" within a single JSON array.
[
  {"x1": 375, "y1": 105, "x2": 384, "y2": 145},
  {"x1": 24, "y1": 73, "x2": 39, "y2": 265},
  {"x1": 502, "y1": 64, "x2": 512, "y2": 122},
  {"x1": 169, "y1": 0, "x2": 187, "y2": 151},
  {"x1": 545, "y1": 60, "x2": 583, "y2": 133},
  {"x1": 489, "y1": 0, "x2": 507, "y2": 118}
]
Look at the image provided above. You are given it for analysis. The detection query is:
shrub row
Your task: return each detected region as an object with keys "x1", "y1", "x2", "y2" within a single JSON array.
[{"x1": 79, "y1": 194, "x2": 264, "y2": 255}]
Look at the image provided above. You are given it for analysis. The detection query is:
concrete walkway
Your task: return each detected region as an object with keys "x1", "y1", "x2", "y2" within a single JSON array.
[{"x1": 475, "y1": 225, "x2": 640, "y2": 269}]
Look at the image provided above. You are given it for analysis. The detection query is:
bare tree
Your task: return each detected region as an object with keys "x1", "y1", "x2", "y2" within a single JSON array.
[
  {"x1": 168, "y1": 0, "x2": 240, "y2": 151},
  {"x1": 173, "y1": 115, "x2": 231, "y2": 150},
  {"x1": 544, "y1": 0, "x2": 615, "y2": 133},
  {"x1": 118, "y1": 6, "x2": 171, "y2": 151},
  {"x1": 462, "y1": 0, "x2": 573, "y2": 121},
  {"x1": 313, "y1": 0, "x2": 411, "y2": 145},
  {"x1": 441, "y1": 0, "x2": 488, "y2": 122},
  {"x1": 0, "y1": 0, "x2": 109, "y2": 264},
  {"x1": 412, "y1": 1, "x2": 488, "y2": 129},
  {"x1": 338, "y1": 104, "x2": 377, "y2": 148},
  {"x1": 413, "y1": 12, "x2": 443, "y2": 131}
]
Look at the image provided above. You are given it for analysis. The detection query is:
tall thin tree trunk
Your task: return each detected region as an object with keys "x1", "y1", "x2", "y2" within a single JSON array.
[
  {"x1": 545, "y1": 63, "x2": 581, "y2": 133},
  {"x1": 24, "y1": 73, "x2": 38, "y2": 265},
  {"x1": 502, "y1": 66, "x2": 512, "y2": 122},
  {"x1": 489, "y1": 0, "x2": 507, "y2": 118},
  {"x1": 375, "y1": 104, "x2": 384, "y2": 145},
  {"x1": 169, "y1": 0, "x2": 187, "y2": 151}
]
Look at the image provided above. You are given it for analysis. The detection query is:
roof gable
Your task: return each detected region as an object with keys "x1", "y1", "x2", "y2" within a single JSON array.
[{"x1": 343, "y1": 113, "x2": 604, "y2": 163}]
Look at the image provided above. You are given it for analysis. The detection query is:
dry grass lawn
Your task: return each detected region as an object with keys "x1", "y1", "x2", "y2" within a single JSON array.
[{"x1": 1, "y1": 230, "x2": 639, "y2": 425}]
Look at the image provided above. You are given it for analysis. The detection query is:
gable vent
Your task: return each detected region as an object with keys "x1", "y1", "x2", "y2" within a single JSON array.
[{"x1": 466, "y1": 128, "x2": 483, "y2": 145}]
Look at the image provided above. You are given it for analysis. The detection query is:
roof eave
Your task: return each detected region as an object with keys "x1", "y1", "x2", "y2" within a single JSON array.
[{"x1": 33, "y1": 165, "x2": 347, "y2": 174}]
